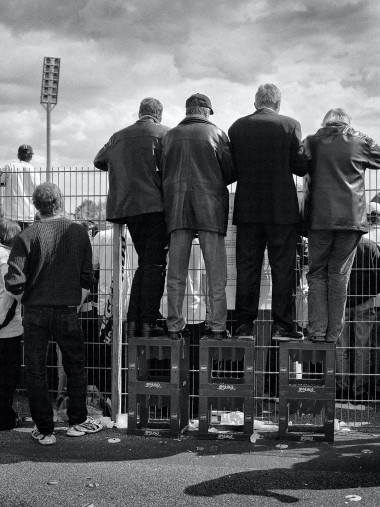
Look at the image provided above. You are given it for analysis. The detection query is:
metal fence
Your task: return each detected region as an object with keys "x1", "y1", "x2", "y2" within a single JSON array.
[{"x1": 2, "y1": 166, "x2": 379, "y2": 431}]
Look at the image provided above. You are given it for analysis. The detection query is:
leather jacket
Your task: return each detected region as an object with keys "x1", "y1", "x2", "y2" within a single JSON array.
[
  {"x1": 303, "y1": 124, "x2": 380, "y2": 232},
  {"x1": 161, "y1": 116, "x2": 236, "y2": 235},
  {"x1": 94, "y1": 117, "x2": 170, "y2": 221}
]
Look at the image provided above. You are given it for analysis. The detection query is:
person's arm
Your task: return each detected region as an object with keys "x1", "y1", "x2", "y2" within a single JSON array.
[
  {"x1": 93, "y1": 137, "x2": 112, "y2": 171},
  {"x1": 4, "y1": 236, "x2": 28, "y2": 300},
  {"x1": 217, "y1": 132, "x2": 237, "y2": 185},
  {"x1": 364, "y1": 136, "x2": 380, "y2": 170},
  {"x1": 290, "y1": 122, "x2": 308, "y2": 177}
]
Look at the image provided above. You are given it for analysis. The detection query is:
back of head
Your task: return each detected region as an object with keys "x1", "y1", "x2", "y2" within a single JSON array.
[
  {"x1": 255, "y1": 84, "x2": 281, "y2": 110},
  {"x1": 18, "y1": 144, "x2": 34, "y2": 162},
  {"x1": 322, "y1": 108, "x2": 351, "y2": 127},
  {"x1": 32, "y1": 182, "x2": 63, "y2": 216},
  {"x1": 185, "y1": 93, "x2": 214, "y2": 118},
  {"x1": 139, "y1": 97, "x2": 163, "y2": 123},
  {"x1": 0, "y1": 219, "x2": 21, "y2": 247}
]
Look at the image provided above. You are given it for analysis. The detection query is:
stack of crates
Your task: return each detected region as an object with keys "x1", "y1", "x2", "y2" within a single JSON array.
[
  {"x1": 198, "y1": 336, "x2": 255, "y2": 440},
  {"x1": 127, "y1": 336, "x2": 189, "y2": 438},
  {"x1": 278, "y1": 341, "x2": 336, "y2": 442}
]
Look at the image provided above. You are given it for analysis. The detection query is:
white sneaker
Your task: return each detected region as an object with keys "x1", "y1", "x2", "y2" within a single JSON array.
[
  {"x1": 31, "y1": 427, "x2": 56, "y2": 445},
  {"x1": 66, "y1": 417, "x2": 103, "y2": 437}
]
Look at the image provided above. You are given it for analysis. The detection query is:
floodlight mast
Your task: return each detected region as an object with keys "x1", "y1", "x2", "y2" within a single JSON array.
[{"x1": 40, "y1": 57, "x2": 60, "y2": 182}]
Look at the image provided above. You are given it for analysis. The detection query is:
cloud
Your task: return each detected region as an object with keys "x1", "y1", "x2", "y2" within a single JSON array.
[{"x1": 0, "y1": 0, "x2": 379, "y2": 168}]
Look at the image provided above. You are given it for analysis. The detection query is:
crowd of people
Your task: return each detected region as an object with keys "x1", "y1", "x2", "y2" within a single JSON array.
[{"x1": 1, "y1": 82, "x2": 380, "y2": 444}]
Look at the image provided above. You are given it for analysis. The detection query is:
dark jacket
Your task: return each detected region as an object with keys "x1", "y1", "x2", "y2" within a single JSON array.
[
  {"x1": 161, "y1": 116, "x2": 235, "y2": 235},
  {"x1": 346, "y1": 234, "x2": 380, "y2": 308},
  {"x1": 5, "y1": 218, "x2": 97, "y2": 307},
  {"x1": 94, "y1": 117, "x2": 170, "y2": 222},
  {"x1": 303, "y1": 124, "x2": 380, "y2": 233},
  {"x1": 228, "y1": 108, "x2": 307, "y2": 225}
]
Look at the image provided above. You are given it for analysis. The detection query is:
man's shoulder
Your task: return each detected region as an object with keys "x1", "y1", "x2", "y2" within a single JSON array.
[{"x1": 114, "y1": 121, "x2": 169, "y2": 140}]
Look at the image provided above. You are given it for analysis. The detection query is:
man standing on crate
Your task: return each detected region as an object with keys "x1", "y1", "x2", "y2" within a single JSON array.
[
  {"x1": 161, "y1": 93, "x2": 235, "y2": 340},
  {"x1": 94, "y1": 98, "x2": 170, "y2": 338},
  {"x1": 228, "y1": 83, "x2": 307, "y2": 340},
  {"x1": 5, "y1": 182, "x2": 102, "y2": 445},
  {"x1": 0, "y1": 145, "x2": 41, "y2": 229}
]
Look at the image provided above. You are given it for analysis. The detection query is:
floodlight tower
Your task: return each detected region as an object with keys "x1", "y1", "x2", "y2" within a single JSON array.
[{"x1": 40, "y1": 57, "x2": 61, "y2": 182}]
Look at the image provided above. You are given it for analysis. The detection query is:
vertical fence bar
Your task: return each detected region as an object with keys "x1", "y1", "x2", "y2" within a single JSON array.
[{"x1": 111, "y1": 223, "x2": 123, "y2": 420}]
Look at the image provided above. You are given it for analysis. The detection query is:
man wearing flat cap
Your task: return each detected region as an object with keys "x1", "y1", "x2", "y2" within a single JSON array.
[
  {"x1": 0, "y1": 145, "x2": 41, "y2": 229},
  {"x1": 161, "y1": 93, "x2": 236, "y2": 339}
]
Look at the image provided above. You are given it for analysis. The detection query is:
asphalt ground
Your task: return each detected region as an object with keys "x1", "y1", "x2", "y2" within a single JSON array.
[{"x1": 1, "y1": 424, "x2": 380, "y2": 507}]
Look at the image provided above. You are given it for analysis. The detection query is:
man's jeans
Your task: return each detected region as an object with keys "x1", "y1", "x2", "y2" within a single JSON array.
[
  {"x1": 307, "y1": 230, "x2": 361, "y2": 341},
  {"x1": 126, "y1": 212, "x2": 168, "y2": 325},
  {"x1": 336, "y1": 303, "x2": 376, "y2": 396},
  {"x1": 167, "y1": 230, "x2": 227, "y2": 332},
  {"x1": 23, "y1": 306, "x2": 87, "y2": 435}
]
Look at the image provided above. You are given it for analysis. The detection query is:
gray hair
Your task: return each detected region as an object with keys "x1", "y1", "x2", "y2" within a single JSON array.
[
  {"x1": 32, "y1": 182, "x2": 63, "y2": 216},
  {"x1": 322, "y1": 108, "x2": 351, "y2": 127},
  {"x1": 139, "y1": 97, "x2": 163, "y2": 122},
  {"x1": 185, "y1": 106, "x2": 210, "y2": 118},
  {"x1": 255, "y1": 83, "x2": 281, "y2": 109}
]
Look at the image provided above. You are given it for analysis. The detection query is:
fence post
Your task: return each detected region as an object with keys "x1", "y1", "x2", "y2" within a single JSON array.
[{"x1": 111, "y1": 223, "x2": 123, "y2": 421}]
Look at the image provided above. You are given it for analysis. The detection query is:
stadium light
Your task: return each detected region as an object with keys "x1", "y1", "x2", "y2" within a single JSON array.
[{"x1": 40, "y1": 57, "x2": 61, "y2": 181}]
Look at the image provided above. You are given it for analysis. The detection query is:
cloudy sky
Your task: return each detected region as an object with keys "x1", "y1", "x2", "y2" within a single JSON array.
[{"x1": 1, "y1": 0, "x2": 380, "y2": 174}]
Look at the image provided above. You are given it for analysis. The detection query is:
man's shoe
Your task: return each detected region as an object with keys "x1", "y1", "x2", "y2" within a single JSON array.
[
  {"x1": 126, "y1": 321, "x2": 139, "y2": 338},
  {"x1": 168, "y1": 328, "x2": 190, "y2": 340},
  {"x1": 141, "y1": 323, "x2": 164, "y2": 338},
  {"x1": 310, "y1": 335, "x2": 326, "y2": 342},
  {"x1": 235, "y1": 323, "x2": 255, "y2": 341},
  {"x1": 200, "y1": 326, "x2": 213, "y2": 340},
  {"x1": 212, "y1": 330, "x2": 231, "y2": 340},
  {"x1": 272, "y1": 324, "x2": 303, "y2": 341}
]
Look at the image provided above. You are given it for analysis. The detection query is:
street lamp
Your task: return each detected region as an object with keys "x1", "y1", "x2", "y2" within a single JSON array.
[{"x1": 40, "y1": 57, "x2": 61, "y2": 181}]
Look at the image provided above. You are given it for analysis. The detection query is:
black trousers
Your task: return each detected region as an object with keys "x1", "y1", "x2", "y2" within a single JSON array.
[
  {"x1": 0, "y1": 335, "x2": 22, "y2": 429},
  {"x1": 235, "y1": 223, "x2": 298, "y2": 329},
  {"x1": 126, "y1": 212, "x2": 169, "y2": 325}
]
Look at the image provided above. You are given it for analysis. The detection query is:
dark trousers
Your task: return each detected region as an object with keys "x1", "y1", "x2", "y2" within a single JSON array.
[
  {"x1": 0, "y1": 335, "x2": 22, "y2": 430},
  {"x1": 126, "y1": 212, "x2": 169, "y2": 325},
  {"x1": 23, "y1": 307, "x2": 87, "y2": 434},
  {"x1": 236, "y1": 223, "x2": 298, "y2": 329}
]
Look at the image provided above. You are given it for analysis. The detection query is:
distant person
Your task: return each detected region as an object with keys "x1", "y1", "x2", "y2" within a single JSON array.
[
  {"x1": 228, "y1": 83, "x2": 307, "y2": 340},
  {"x1": 336, "y1": 230, "x2": 380, "y2": 400},
  {"x1": 0, "y1": 219, "x2": 22, "y2": 431},
  {"x1": 303, "y1": 108, "x2": 380, "y2": 343},
  {"x1": 5, "y1": 183, "x2": 101, "y2": 445},
  {"x1": 161, "y1": 93, "x2": 235, "y2": 339},
  {"x1": 94, "y1": 98, "x2": 170, "y2": 338},
  {"x1": 0, "y1": 145, "x2": 41, "y2": 229}
]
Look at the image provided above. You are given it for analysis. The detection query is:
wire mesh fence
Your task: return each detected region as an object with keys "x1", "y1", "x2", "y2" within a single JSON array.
[{"x1": 1, "y1": 165, "x2": 379, "y2": 431}]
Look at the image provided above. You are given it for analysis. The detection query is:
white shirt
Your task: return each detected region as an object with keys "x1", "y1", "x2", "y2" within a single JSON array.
[
  {"x1": 0, "y1": 245, "x2": 22, "y2": 338},
  {"x1": 0, "y1": 160, "x2": 41, "y2": 221}
]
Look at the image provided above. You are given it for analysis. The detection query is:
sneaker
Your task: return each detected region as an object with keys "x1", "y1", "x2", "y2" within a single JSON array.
[
  {"x1": 66, "y1": 417, "x2": 103, "y2": 437},
  {"x1": 235, "y1": 323, "x2": 255, "y2": 340},
  {"x1": 31, "y1": 427, "x2": 56, "y2": 445}
]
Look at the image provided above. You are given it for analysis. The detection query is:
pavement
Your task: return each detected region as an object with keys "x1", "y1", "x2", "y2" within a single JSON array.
[{"x1": 1, "y1": 423, "x2": 380, "y2": 507}]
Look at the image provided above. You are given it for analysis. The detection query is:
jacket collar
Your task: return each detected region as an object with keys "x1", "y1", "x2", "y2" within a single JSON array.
[
  {"x1": 178, "y1": 115, "x2": 215, "y2": 127},
  {"x1": 253, "y1": 107, "x2": 277, "y2": 116},
  {"x1": 136, "y1": 115, "x2": 159, "y2": 124}
]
